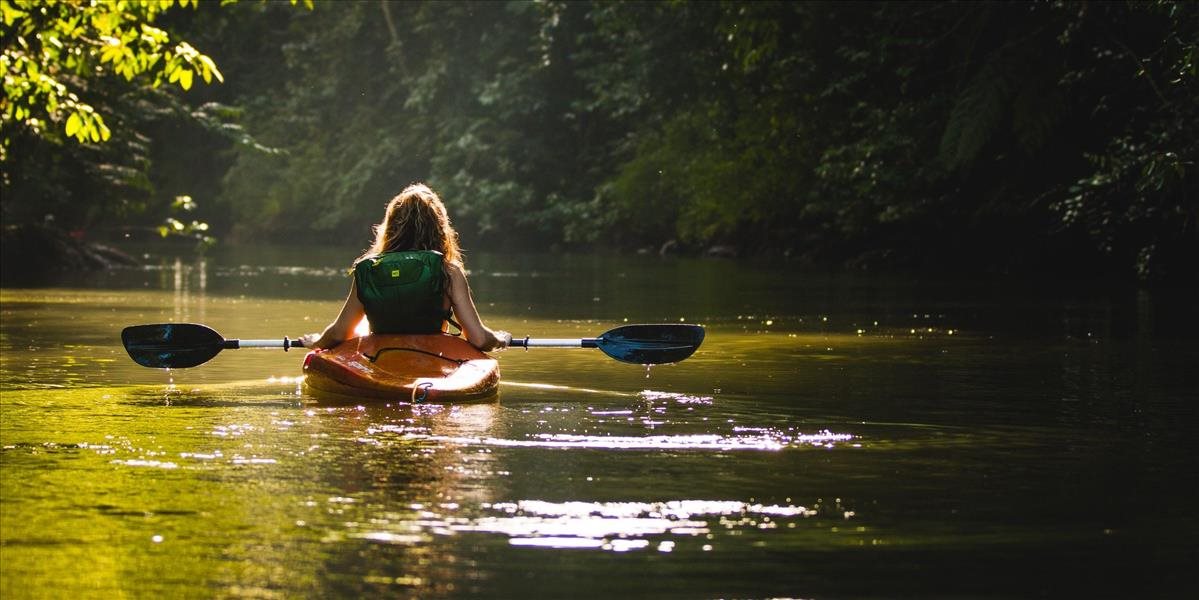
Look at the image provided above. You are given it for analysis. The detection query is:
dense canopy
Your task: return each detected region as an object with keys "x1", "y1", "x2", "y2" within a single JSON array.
[{"x1": 2, "y1": 0, "x2": 1195, "y2": 280}]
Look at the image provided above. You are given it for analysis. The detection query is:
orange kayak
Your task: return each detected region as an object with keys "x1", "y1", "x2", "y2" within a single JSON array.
[{"x1": 302, "y1": 334, "x2": 499, "y2": 402}]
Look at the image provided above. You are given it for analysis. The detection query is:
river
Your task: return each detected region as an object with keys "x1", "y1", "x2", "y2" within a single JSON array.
[{"x1": 2, "y1": 244, "x2": 1197, "y2": 598}]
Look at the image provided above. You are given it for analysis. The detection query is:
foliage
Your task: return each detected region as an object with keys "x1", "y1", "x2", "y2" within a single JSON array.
[
  {"x1": 3, "y1": 0, "x2": 1195, "y2": 281},
  {"x1": 0, "y1": 0, "x2": 307, "y2": 238},
  {"x1": 1046, "y1": 1, "x2": 1198, "y2": 279},
  {"x1": 1, "y1": 0, "x2": 222, "y2": 148}
]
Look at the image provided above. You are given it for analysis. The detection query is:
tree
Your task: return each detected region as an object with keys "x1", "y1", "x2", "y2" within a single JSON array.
[
  {"x1": 1, "y1": 0, "x2": 307, "y2": 236},
  {"x1": 9, "y1": 0, "x2": 1190, "y2": 282},
  {"x1": 1, "y1": 0, "x2": 223, "y2": 150}
]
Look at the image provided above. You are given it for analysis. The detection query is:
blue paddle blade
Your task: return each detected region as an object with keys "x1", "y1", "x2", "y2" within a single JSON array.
[
  {"x1": 121, "y1": 323, "x2": 226, "y2": 369},
  {"x1": 594, "y1": 324, "x2": 705, "y2": 364}
]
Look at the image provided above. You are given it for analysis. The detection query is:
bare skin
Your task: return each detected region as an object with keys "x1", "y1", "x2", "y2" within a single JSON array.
[{"x1": 300, "y1": 262, "x2": 510, "y2": 351}]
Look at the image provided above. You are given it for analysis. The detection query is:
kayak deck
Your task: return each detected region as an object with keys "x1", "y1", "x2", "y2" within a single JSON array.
[{"x1": 302, "y1": 334, "x2": 499, "y2": 402}]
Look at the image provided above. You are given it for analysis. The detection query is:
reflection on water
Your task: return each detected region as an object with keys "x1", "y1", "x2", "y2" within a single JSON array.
[
  {"x1": 398, "y1": 431, "x2": 852, "y2": 450},
  {"x1": 2, "y1": 246, "x2": 1199, "y2": 597},
  {"x1": 335, "y1": 497, "x2": 852, "y2": 553}
]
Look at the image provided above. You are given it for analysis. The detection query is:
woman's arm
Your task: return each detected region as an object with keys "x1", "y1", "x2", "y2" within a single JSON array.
[
  {"x1": 300, "y1": 279, "x2": 366, "y2": 349},
  {"x1": 446, "y1": 263, "x2": 510, "y2": 351}
]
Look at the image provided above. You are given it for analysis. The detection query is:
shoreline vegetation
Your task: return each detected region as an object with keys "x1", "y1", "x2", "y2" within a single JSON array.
[
  {"x1": 0, "y1": 224, "x2": 138, "y2": 285},
  {"x1": 2, "y1": 1, "x2": 1195, "y2": 284},
  {"x1": 4, "y1": 228, "x2": 1191, "y2": 293}
]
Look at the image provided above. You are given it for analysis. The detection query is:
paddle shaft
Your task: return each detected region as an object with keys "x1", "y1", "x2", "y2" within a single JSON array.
[
  {"x1": 234, "y1": 337, "x2": 597, "y2": 349},
  {"x1": 510, "y1": 337, "x2": 599, "y2": 349},
  {"x1": 230, "y1": 338, "x2": 306, "y2": 350},
  {"x1": 238, "y1": 338, "x2": 591, "y2": 349},
  {"x1": 244, "y1": 337, "x2": 596, "y2": 349}
]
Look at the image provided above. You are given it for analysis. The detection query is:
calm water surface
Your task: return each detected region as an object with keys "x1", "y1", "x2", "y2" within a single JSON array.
[{"x1": 2, "y1": 245, "x2": 1197, "y2": 598}]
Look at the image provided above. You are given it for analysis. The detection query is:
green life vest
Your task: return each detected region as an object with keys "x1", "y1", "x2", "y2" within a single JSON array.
[{"x1": 354, "y1": 250, "x2": 450, "y2": 334}]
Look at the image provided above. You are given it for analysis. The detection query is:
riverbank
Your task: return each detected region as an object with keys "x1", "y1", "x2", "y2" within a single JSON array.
[{"x1": 0, "y1": 224, "x2": 139, "y2": 286}]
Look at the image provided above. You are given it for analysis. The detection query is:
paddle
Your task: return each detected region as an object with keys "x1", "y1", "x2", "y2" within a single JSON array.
[
  {"x1": 121, "y1": 323, "x2": 705, "y2": 369},
  {"x1": 509, "y1": 324, "x2": 705, "y2": 365},
  {"x1": 121, "y1": 323, "x2": 306, "y2": 369}
]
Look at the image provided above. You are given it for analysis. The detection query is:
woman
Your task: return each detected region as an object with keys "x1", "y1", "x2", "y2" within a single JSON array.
[{"x1": 300, "y1": 184, "x2": 510, "y2": 351}]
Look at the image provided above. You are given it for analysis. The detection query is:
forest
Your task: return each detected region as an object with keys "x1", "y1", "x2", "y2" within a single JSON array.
[{"x1": 2, "y1": 0, "x2": 1196, "y2": 281}]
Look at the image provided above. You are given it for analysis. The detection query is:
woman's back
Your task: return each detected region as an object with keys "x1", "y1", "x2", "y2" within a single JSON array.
[{"x1": 353, "y1": 250, "x2": 450, "y2": 334}]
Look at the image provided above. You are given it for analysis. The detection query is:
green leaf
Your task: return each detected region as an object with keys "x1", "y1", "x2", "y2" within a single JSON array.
[
  {"x1": 65, "y1": 112, "x2": 82, "y2": 137},
  {"x1": 172, "y1": 195, "x2": 196, "y2": 211},
  {"x1": 1, "y1": 2, "x2": 27, "y2": 27},
  {"x1": 199, "y1": 54, "x2": 223, "y2": 83}
]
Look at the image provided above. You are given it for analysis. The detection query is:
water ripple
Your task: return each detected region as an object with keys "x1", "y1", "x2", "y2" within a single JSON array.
[
  {"x1": 340, "y1": 498, "x2": 856, "y2": 553},
  {"x1": 394, "y1": 430, "x2": 852, "y2": 451}
]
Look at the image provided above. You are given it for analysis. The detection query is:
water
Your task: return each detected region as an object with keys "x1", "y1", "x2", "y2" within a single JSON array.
[{"x1": 2, "y1": 246, "x2": 1197, "y2": 597}]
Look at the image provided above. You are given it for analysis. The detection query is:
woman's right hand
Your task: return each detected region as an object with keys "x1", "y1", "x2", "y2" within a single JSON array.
[{"x1": 493, "y1": 330, "x2": 512, "y2": 351}]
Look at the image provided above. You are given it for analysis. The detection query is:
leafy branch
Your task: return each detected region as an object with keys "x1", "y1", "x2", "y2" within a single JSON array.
[{"x1": 0, "y1": 0, "x2": 306, "y2": 151}]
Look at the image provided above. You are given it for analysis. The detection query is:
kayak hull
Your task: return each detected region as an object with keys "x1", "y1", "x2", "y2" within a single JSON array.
[{"x1": 302, "y1": 334, "x2": 499, "y2": 402}]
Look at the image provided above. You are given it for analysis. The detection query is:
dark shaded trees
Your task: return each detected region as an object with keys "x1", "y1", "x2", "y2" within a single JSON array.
[{"x1": 5, "y1": 1, "x2": 1195, "y2": 281}]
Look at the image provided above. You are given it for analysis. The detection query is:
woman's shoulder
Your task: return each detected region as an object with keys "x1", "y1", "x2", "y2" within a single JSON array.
[{"x1": 442, "y1": 259, "x2": 466, "y2": 277}]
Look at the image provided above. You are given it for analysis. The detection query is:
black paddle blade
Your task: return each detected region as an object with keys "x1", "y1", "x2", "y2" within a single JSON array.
[
  {"x1": 121, "y1": 323, "x2": 226, "y2": 369},
  {"x1": 595, "y1": 324, "x2": 706, "y2": 365}
]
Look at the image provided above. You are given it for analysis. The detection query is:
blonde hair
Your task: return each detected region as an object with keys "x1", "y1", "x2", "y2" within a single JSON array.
[{"x1": 358, "y1": 183, "x2": 463, "y2": 267}]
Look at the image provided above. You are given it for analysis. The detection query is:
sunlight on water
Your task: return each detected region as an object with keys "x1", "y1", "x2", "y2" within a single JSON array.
[
  {"x1": 335, "y1": 498, "x2": 855, "y2": 553},
  {"x1": 363, "y1": 420, "x2": 853, "y2": 450},
  {"x1": 417, "y1": 433, "x2": 790, "y2": 450},
  {"x1": 399, "y1": 431, "x2": 852, "y2": 450},
  {"x1": 109, "y1": 458, "x2": 179, "y2": 469},
  {"x1": 488, "y1": 499, "x2": 826, "y2": 520},
  {"x1": 638, "y1": 389, "x2": 714, "y2": 404},
  {"x1": 501, "y1": 380, "x2": 637, "y2": 397}
]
